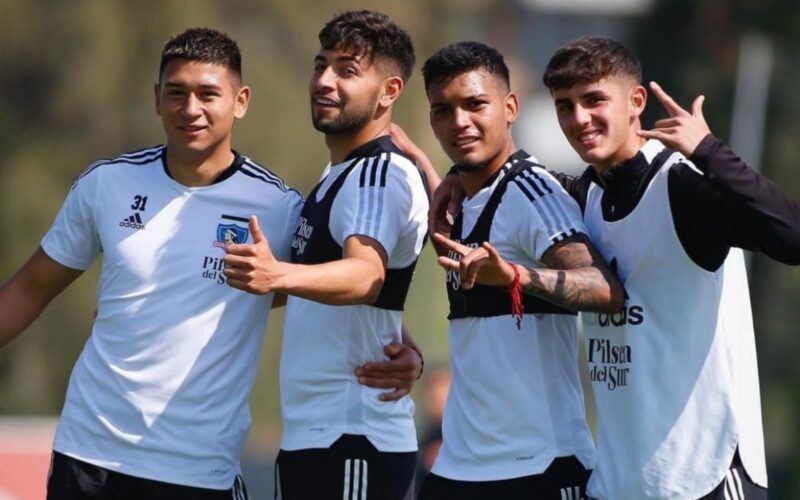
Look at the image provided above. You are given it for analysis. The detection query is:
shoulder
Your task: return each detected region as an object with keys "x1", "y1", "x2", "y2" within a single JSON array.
[
  {"x1": 507, "y1": 161, "x2": 573, "y2": 202},
  {"x1": 74, "y1": 145, "x2": 165, "y2": 184},
  {"x1": 237, "y1": 155, "x2": 304, "y2": 201},
  {"x1": 350, "y1": 152, "x2": 424, "y2": 190}
]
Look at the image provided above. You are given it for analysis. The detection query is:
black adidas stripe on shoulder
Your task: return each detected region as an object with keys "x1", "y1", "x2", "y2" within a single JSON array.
[
  {"x1": 358, "y1": 153, "x2": 390, "y2": 188},
  {"x1": 240, "y1": 159, "x2": 302, "y2": 197},
  {"x1": 75, "y1": 146, "x2": 165, "y2": 182}
]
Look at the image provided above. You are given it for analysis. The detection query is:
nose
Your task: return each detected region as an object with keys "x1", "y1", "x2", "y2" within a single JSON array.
[
  {"x1": 181, "y1": 93, "x2": 202, "y2": 118},
  {"x1": 311, "y1": 66, "x2": 336, "y2": 93},
  {"x1": 572, "y1": 104, "x2": 591, "y2": 127},
  {"x1": 452, "y1": 107, "x2": 471, "y2": 130}
]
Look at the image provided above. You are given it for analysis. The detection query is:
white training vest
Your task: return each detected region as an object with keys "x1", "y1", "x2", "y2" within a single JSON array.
[{"x1": 581, "y1": 140, "x2": 767, "y2": 499}]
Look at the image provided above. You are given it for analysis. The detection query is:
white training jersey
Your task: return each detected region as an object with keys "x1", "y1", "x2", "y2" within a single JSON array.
[
  {"x1": 432, "y1": 152, "x2": 596, "y2": 481},
  {"x1": 280, "y1": 137, "x2": 429, "y2": 453},
  {"x1": 581, "y1": 140, "x2": 767, "y2": 499},
  {"x1": 41, "y1": 146, "x2": 303, "y2": 489}
]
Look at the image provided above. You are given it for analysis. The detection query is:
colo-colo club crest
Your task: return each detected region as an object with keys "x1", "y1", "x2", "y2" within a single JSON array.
[
  {"x1": 203, "y1": 214, "x2": 251, "y2": 285},
  {"x1": 214, "y1": 214, "x2": 250, "y2": 248}
]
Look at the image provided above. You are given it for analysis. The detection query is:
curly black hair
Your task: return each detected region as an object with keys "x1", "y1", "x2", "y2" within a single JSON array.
[{"x1": 318, "y1": 10, "x2": 415, "y2": 82}]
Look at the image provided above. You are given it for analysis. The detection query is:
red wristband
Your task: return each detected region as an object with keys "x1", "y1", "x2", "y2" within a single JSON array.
[{"x1": 508, "y1": 263, "x2": 524, "y2": 330}]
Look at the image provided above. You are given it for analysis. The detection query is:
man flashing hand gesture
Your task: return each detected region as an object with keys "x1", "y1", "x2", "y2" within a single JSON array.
[{"x1": 637, "y1": 81, "x2": 711, "y2": 156}]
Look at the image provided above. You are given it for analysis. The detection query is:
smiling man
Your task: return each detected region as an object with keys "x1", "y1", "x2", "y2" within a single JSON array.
[
  {"x1": 416, "y1": 41, "x2": 623, "y2": 500},
  {"x1": 430, "y1": 36, "x2": 800, "y2": 500},
  {"x1": 221, "y1": 10, "x2": 429, "y2": 500},
  {"x1": 0, "y1": 28, "x2": 303, "y2": 499},
  {"x1": 541, "y1": 35, "x2": 800, "y2": 500}
]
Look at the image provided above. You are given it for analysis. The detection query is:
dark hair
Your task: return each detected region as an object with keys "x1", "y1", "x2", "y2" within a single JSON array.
[
  {"x1": 543, "y1": 36, "x2": 641, "y2": 91},
  {"x1": 422, "y1": 41, "x2": 510, "y2": 92},
  {"x1": 319, "y1": 10, "x2": 415, "y2": 82},
  {"x1": 159, "y1": 27, "x2": 242, "y2": 82}
]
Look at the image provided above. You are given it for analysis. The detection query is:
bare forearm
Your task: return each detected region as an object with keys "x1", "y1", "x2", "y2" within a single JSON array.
[
  {"x1": 0, "y1": 282, "x2": 46, "y2": 347},
  {"x1": 518, "y1": 265, "x2": 624, "y2": 313},
  {"x1": 276, "y1": 259, "x2": 384, "y2": 305},
  {"x1": 0, "y1": 248, "x2": 82, "y2": 347}
]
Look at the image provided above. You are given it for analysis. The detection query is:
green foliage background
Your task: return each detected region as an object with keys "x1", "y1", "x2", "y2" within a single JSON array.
[{"x1": 0, "y1": 0, "x2": 798, "y2": 495}]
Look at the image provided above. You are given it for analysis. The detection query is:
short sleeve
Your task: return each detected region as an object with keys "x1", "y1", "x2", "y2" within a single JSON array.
[
  {"x1": 507, "y1": 167, "x2": 588, "y2": 261},
  {"x1": 274, "y1": 190, "x2": 305, "y2": 262},
  {"x1": 40, "y1": 171, "x2": 102, "y2": 270},
  {"x1": 330, "y1": 154, "x2": 423, "y2": 259}
]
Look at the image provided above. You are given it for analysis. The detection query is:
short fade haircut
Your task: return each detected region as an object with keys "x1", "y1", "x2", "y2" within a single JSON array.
[
  {"x1": 543, "y1": 36, "x2": 641, "y2": 91},
  {"x1": 159, "y1": 27, "x2": 242, "y2": 82},
  {"x1": 318, "y1": 10, "x2": 415, "y2": 82},
  {"x1": 422, "y1": 41, "x2": 510, "y2": 92}
]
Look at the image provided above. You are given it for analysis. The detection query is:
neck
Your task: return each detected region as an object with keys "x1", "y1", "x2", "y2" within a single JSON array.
[
  {"x1": 592, "y1": 122, "x2": 646, "y2": 174},
  {"x1": 460, "y1": 141, "x2": 517, "y2": 197},
  {"x1": 165, "y1": 142, "x2": 234, "y2": 187},
  {"x1": 326, "y1": 115, "x2": 392, "y2": 165}
]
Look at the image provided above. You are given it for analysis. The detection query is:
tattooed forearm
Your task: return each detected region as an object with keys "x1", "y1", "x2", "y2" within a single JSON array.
[
  {"x1": 521, "y1": 266, "x2": 623, "y2": 312},
  {"x1": 518, "y1": 234, "x2": 625, "y2": 313}
]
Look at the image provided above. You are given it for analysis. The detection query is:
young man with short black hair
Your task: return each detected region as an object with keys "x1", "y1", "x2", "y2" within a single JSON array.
[
  {"x1": 223, "y1": 11, "x2": 430, "y2": 500},
  {"x1": 0, "y1": 27, "x2": 301, "y2": 499}
]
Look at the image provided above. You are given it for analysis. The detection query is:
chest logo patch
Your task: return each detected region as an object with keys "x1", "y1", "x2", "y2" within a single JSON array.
[{"x1": 214, "y1": 215, "x2": 250, "y2": 248}]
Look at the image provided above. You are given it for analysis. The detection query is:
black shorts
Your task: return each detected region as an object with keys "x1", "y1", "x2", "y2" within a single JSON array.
[
  {"x1": 275, "y1": 434, "x2": 416, "y2": 500},
  {"x1": 697, "y1": 451, "x2": 767, "y2": 500},
  {"x1": 47, "y1": 451, "x2": 249, "y2": 500},
  {"x1": 418, "y1": 455, "x2": 590, "y2": 500}
]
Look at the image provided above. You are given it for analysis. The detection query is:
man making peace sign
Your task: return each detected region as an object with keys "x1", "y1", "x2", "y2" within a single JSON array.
[{"x1": 432, "y1": 36, "x2": 800, "y2": 499}]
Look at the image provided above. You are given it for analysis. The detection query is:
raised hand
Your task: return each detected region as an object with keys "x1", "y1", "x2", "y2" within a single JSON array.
[
  {"x1": 637, "y1": 81, "x2": 711, "y2": 156},
  {"x1": 432, "y1": 233, "x2": 515, "y2": 289},
  {"x1": 224, "y1": 215, "x2": 284, "y2": 294}
]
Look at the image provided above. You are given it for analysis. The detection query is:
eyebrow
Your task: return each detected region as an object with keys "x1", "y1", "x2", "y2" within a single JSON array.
[
  {"x1": 430, "y1": 92, "x2": 490, "y2": 106},
  {"x1": 163, "y1": 82, "x2": 223, "y2": 90},
  {"x1": 314, "y1": 53, "x2": 363, "y2": 65}
]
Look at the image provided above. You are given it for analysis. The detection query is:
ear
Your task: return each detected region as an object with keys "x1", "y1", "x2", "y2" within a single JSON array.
[
  {"x1": 630, "y1": 84, "x2": 647, "y2": 118},
  {"x1": 234, "y1": 85, "x2": 251, "y2": 119},
  {"x1": 379, "y1": 75, "x2": 404, "y2": 108},
  {"x1": 505, "y1": 91, "x2": 520, "y2": 126},
  {"x1": 154, "y1": 83, "x2": 162, "y2": 116}
]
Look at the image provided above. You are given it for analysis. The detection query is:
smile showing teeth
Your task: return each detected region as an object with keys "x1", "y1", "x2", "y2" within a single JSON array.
[
  {"x1": 314, "y1": 97, "x2": 338, "y2": 106},
  {"x1": 578, "y1": 131, "x2": 599, "y2": 142},
  {"x1": 455, "y1": 137, "x2": 478, "y2": 146}
]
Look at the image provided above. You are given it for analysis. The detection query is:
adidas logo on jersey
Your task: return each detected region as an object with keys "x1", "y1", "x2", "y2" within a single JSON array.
[{"x1": 119, "y1": 212, "x2": 145, "y2": 230}]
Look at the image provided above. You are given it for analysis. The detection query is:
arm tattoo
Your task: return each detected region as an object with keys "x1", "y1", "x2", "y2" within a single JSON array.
[{"x1": 520, "y1": 235, "x2": 624, "y2": 313}]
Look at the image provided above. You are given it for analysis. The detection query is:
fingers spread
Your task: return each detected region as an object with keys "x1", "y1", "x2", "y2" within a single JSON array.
[
  {"x1": 649, "y1": 81, "x2": 686, "y2": 117},
  {"x1": 437, "y1": 255, "x2": 460, "y2": 272},
  {"x1": 691, "y1": 95, "x2": 705, "y2": 118},
  {"x1": 431, "y1": 233, "x2": 469, "y2": 256}
]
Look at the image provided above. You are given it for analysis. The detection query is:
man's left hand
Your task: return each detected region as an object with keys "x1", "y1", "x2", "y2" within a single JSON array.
[{"x1": 356, "y1": 343, "x2": 422, "y2": 402}]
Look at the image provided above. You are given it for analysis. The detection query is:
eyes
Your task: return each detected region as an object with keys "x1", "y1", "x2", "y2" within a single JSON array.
[
  {"x1": 555, "y1": 94, "x2": 607, "y2": 115},
  {"x1": 164, "y1": 88, "x2": 221, "y2": 100},
  {"x1": 430, "y1": 99, "x2": 488, "y2": 118},
  {"x1": 312, "y1": 61, "x2": 360, "y2": 78}
]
